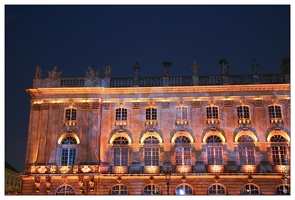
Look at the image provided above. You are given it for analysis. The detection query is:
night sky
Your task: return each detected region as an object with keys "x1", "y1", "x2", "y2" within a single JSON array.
[{"x1": 4, "y1": 4, "x2": 290, "y2": 173}]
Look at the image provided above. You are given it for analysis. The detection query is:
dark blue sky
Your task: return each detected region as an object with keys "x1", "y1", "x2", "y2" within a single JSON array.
[{"x1": 4, "y1": 5, "x2": 290, "y2": 172}]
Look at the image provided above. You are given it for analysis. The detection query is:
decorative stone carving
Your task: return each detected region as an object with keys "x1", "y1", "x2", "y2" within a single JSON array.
[
  {"x1": 253, "y1": 100, "x2": 263, "y2": 107},
  {"x1": 103, "y1": 102, "x2": 110, "y2": 110},
  {"x1": 162, "y1": 102, "x2": 170, "y2": 108},
  {"x1": 133, "y1": 62, "x2": 141, "y2": 77},
  {"x1": 219, "y1": 59, "x2": 229, "y2": 75},
  {"x1": 223, "y1": 100, "x2": 232, "y2": 107},
  {"x1": 42, "y1": 103, "x2": 50, "y2": 110},
  {"x1": 52, "y1": 103, "x2": 60, "y2": 109},
  {"x1": 192, "y1": 101, "x2": 201, "y2": 108},
  {"x1": 82, "y1": 102, "x2": 89, "y2": 109},
  {"x1": 104, "y1": 65, "x2": 113, "y2": 78},
  {"x1": 251, "y1": 58, "x2": 259, "y2": 74},
  {"x1": 132, "y1": 102, "x2": 140, "y2": 109},
  {"x1": 35, "y1": 65, "x2": 42, "y2": 79},
  {"x1": 92, "y1": 102, "x2": 100, "y2": 109},
  {"x1": 162, "y1": 62, "x2": 172, "y2": 77},
  {"x1": 85, "y1": 66, "x2": 100, "y2": 86},
  {"x1": 191, "y1": 61, "x2": 199, "y2": 76},
  {"x1": 32, "y1": 104, "x2": 41, "y2": 110}
]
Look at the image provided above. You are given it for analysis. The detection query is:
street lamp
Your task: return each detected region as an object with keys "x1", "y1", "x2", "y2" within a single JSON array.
[{"x1": 164, "y1": 168, "x2": 171, "y2": 195}]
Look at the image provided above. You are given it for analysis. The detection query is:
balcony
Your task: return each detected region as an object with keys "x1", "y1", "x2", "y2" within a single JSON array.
[
  {"x1": 274, "y1": 165, "x2": 290, "y2": 173},
  {"x1": 270, "y1": 118, "x2": 283, "y2": 124},
  {"x1": 143, "y1": 166, "x2": 161, "y2": 174},
  {"x1": 207, "y1": 165, "x2": 224, "y2": 173},
  {"x1": 207, "y1": 119, "x2": 219, "y2": 125},
  {"x1": 240, "y1": 165, "x2": 258, "y2": 173},
  {"x1": 111, "y1": 166, "x2": 129, "y2": 174},
  {"x1": 175, "y1": 119, "x2": 188, "y2": 125},
  {"x1": 115, "y1": 120, "x2": 127, "y2": 126},
  {"x1": 64, "y1": 120, "x2": 77, "y2": 126},
  {"x1": 175, "y1": 165, "x2": 193, "y2": 173},
  {"x1": 145, "y1": 120, "x2": 158, "y2": 126}
]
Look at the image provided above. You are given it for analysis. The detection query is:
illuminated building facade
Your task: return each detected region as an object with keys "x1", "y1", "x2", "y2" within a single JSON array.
[{"x1": 21, "y1": 59, "x2": 290, "y2": 195}]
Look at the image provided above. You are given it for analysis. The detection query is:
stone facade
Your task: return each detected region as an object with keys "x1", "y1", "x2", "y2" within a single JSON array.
[{"x1": 21, "y1": 61, "x2": 290, "y2": 195}]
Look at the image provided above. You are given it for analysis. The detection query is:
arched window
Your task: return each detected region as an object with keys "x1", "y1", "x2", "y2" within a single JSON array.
[
  {"x1": 238, "y1": 135, "x2": 255, "y2": 165},
  {"x1": 143, "y1": 184, "x2": 161, "y2": 195},
  {"x1": 270, "y1": 135, "x2": 288, "y2": 165},
  {"x1": 208, "y1": 183, "x2": 226, "y2": 195},
  {"x1": 275, "y1": 184, "x2": 290, "y2": 195},
  {"x1": 241, "y1": 183, "x2": 260, "y2": 195},
  {"x1": 175, "y1": 183, "x2": 193, "y2": 195},
  {"x1": 55, "y1": 185, "x2": 75, "y2": 195},
  {"x1": 206, "y1": 135, "x2": 222, "y2": 165},
  {"x1": 111, "y1": 184, "x2": 128, "y2": 195},
  {"x1": 175, "y1": 136, "x2": 191, "y2": 166},
  {"x1": 144, "y1": 136, "x2": 159, "y2": 166},
  {"x1": 61, "y1": 137, "x2": 77, "y2": 166},
  {"x1": 113, "y1": 137, "x2": 129, "y2": 166}
]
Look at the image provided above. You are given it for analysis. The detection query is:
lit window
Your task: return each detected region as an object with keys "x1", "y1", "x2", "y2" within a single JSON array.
[
  {"x1": 64, "y1": 108, "x2": 77, "y2": 126},
  {"x1": 208, "y1": 184, "x2": 226, "y2": 195},
  {"x1": 268, "y1": 105, "x2": 282, "y2": 123},
  {"x1": 61, "y1": 137, "x2": 77, "y2": 166},
  {"x1": 175, "y1": 136, "x2": 191, "y2": 166},
  {"x1": 146, "y1": 108, "x2": 157, "y2": 120},
  {"x1": 113, "y1": 137, "x2": 129, "y2": 166},
  {"x1": 206, "y1": 135, "x2": 222, "y2": 165},
  {"x1": 270, "y1": 134, "x2": 288, "y2": 165},
  {"x1": 143, "y1": 184, "x2": 161, "y2": 195},
  {"x1": 65, "y1": 108, "x2": 77, "y2": 120},
  {"x1": 275, "y1": 185, "x2": 290, "y2": 195},
  {"x1": 144, "y1": 136, "x2": 159, "y2": 166},
  {"x1": 116, "y1": 108, "x2": 127, "y2": 121},
  {"x1": 206, "y1": 106, "x2": 218, "y2": 119},
  {"x1": 55, "y1": 185, "x2": 75, "y2": 195},
  {"x1": 175, "y1": 184, "x2": 193, "y2": 195},
  {"x1": 237, "y1": 106, "x2": 250, "y2": 119},
  {"x1": 241, "y1": 183, "x2": 260, "y2": 195},
  {"x1": 111, "y1": 184, "x2": 128, "y2": 195},
  {"x1": 238, "y1": 135, "x2": 255, "y2": 165}
]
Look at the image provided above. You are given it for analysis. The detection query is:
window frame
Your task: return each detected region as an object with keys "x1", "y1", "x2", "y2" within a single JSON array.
[
  {"x1": 144, "y1": 136, "x2": 159, "y2": 166},
  {"x1": 115, "y1": 108, "x2": 127, "y2": 121}
]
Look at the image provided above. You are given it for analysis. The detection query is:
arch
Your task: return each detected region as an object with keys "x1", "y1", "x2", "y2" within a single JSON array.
[
  {"x1": 171, "y1": 130, "x2": 194, "y2": 143},
  {"x1": 234, "y1": 127, "x2": 258, "y2": 142},
  {"x1": 275, "y1": 184, "x2": 290, "y2": 195},
  {"x1": 175, "y1": 183, "x2": 193, "y2": 195},
  {"x1": 202, "y1": 127, "x2": 226, "y2": 143},
  {"x1": 267, "y1": 129, "x2": 290, "y2": 142},
  {"x1": 234, "y1": 130, "x2": 258, "y2": 142},
  {"x1": 57, "y1": 131, "x2": 80, "y2": 144},
  {"x1": 109, "y1": 128, "x2": 133, "y2": 144},
  {"x1": 110, "y1": 184, "x2": 129, "y2": 195},
  {"x1": 142, "y1": 183, "x2": 161, "y2": 195},
  {"x1": 240, "y1": 183, "x2": 261, "y2": 195},
  {"x1": 140, "y1": 129, "x2": 163, "y2": 143},
  {"x1": 207, "y1": 183, "x2": 227, "y2": 195},
  {"x1": 55, "y1": 184, "x2": 75, "y2": 195}
]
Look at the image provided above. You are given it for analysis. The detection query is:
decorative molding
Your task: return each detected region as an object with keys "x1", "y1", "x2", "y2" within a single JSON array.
[
  {"x1": 32, "y1": 104, "x2": 41, "y2": 110},
  {"x1": 192, "y1": 101, "x2": 201, "y2": 108},
  {"x1": 162, "y1": 102, "x2": 170, "y2": 108},
  {"x1": 103, "y1": 103, "x2": 110, "y2": 110},
  {"x1": 223, "y1": 100, "x2": 232, "y2": 107},
  {"x1": 52, "y1": 103, "x2": 60, "y2": 109},
  {"x1": 42, "y1": 103, "x2": 50, "y2": 110}
]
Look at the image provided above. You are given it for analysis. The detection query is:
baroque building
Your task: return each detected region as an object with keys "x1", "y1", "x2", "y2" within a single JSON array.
[{"x1": 21, "y1": 59, "x2": 290, "y2": 195}]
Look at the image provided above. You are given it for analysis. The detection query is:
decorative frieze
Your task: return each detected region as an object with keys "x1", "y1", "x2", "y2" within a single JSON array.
[
  {"x1": 52, "y1": 103, "x2": 60, "y2": 109},
  {"x1": 92, "y1": 102, "x2": 100, "y2": 109},
  {"x1": 162, "y1": 102, "x2": 170, "y2": 108},
  {"x1": 41, "y1": 103, "x2": 50, "y2": 110},
  {"x1": 192, "y1": 101, "x2": 201, "y2": 108},
  {"x1": 103, "y1": 102, "x2": 110, "y2": 110},
  {"x1": 82, "y1": 102, "x2": 89, "y2": 109},
  {"x1": 223, "y1": 100, "x2": 232, "y2": 107}
]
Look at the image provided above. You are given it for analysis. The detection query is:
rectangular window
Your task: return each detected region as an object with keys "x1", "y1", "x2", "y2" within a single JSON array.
[
  {"x1": 175, "y1": 147, "x2": 191, "y2": 165},
  {"x1": 176, "y1": 107, "x2": 188, "y2": 120},
  {"x1": 206, "y1": 106, "x2": 218, "y2": 119},
  {"x1": 271, "y1": 146, "x2": 287, "y2": 165},
  {"x1": 269, "y1": 105, "x2": 282, "y2": 119},
  {"x1": 114, "y1": 147, "x2": 128, "y2": 166},
  {"x1": 239, "y1": 146, "x2": 255, "y2": 165},
  {"x1": 146, "y1": 108, "x2": 157, "y2": 120},
  {"x1": 116, "y1": 108, "x2": 127, "y2": 121},
  {"x1": 65, "y1": 108, "x2": 77, "y2": 120},
  {"x1": 144, "y1": 147, "x2": 159, "y2": 166},
  {"x1": 207, "y1": 146, "x2": 222, "y2": 165},
  {"x1": 61, "y1": 148, "x2": 76, "y2": 166},
  {"x1": 237, "y1": 106, "x2": 250, "y2": 119}
]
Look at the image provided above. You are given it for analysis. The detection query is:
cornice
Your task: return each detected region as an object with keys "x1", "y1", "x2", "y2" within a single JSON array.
[{"x1": 26, "y1": 84, "x2": 290, "y2": 96}]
